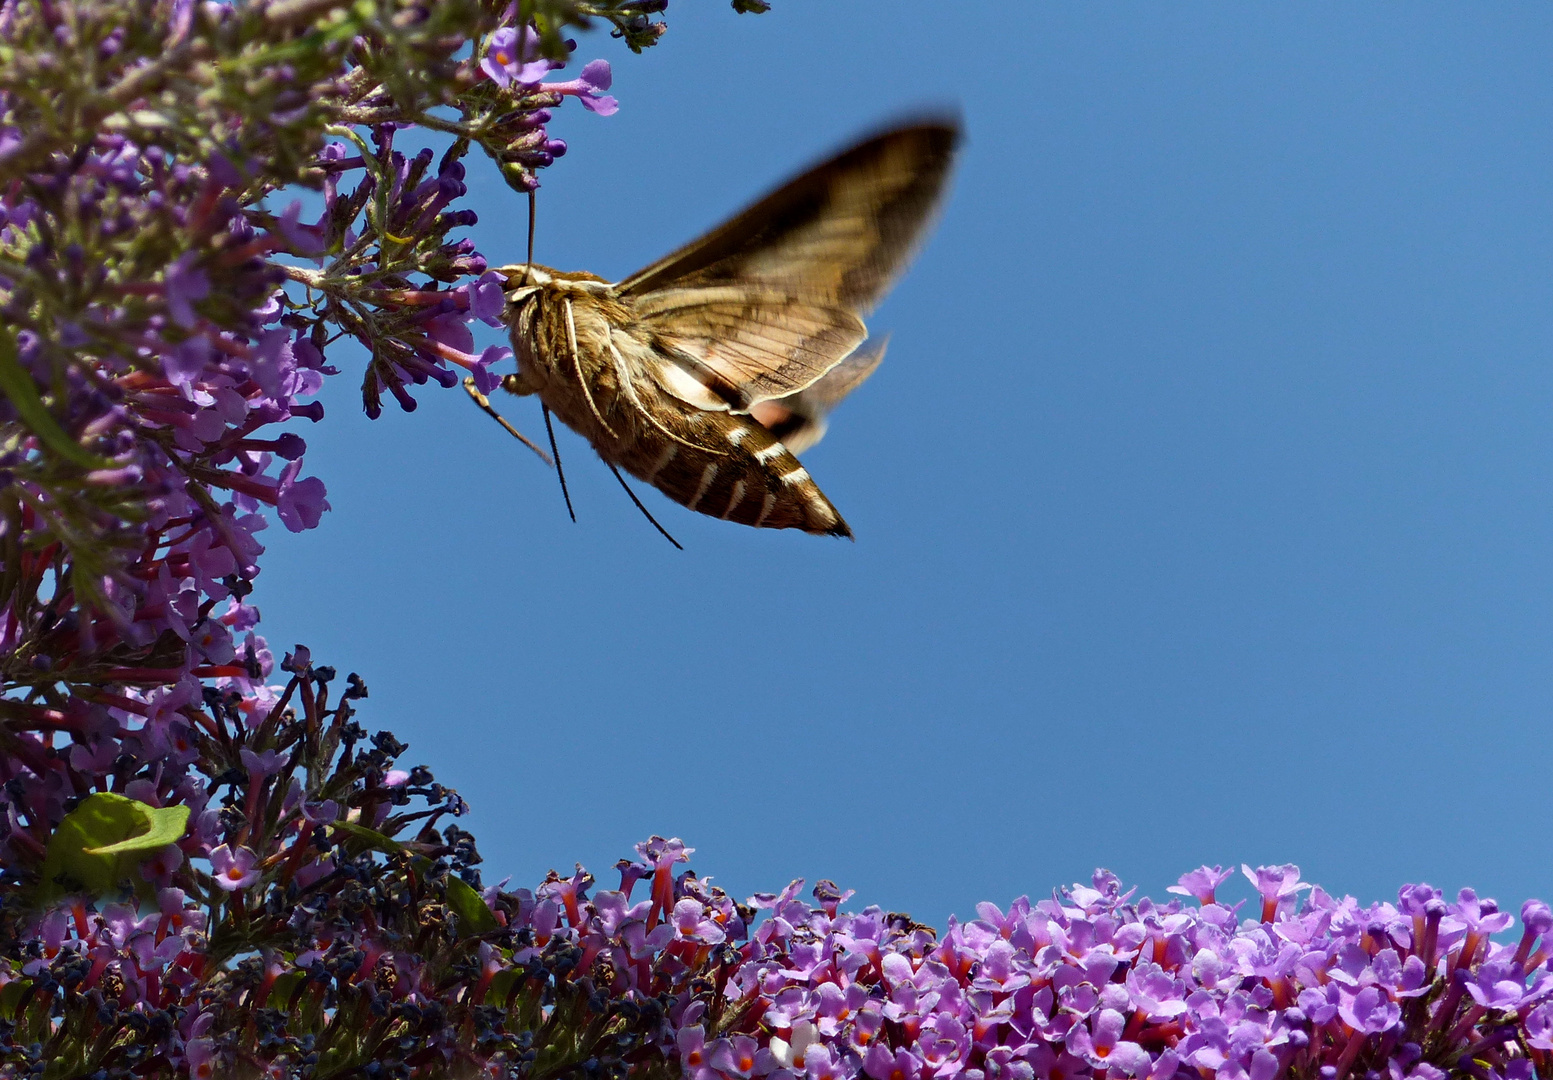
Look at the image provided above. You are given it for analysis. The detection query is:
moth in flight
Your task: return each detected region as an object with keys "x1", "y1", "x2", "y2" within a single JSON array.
[{"x1": 473, "y1": 119, "x2": 960, "y2": 540}]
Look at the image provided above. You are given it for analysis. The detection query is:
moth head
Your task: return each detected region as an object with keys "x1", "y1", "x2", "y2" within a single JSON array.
[{"x1": 498, "y1": 263, "x2": 552, "y2": 305}]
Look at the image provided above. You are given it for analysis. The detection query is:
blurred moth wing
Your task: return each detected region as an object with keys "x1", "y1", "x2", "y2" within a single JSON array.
[
  {"x1": 498, "y1": 119, "x2": 960, "y2": 537},
  {"x1": 747, "y1": 337, "x2": 888, "y2": 456}
]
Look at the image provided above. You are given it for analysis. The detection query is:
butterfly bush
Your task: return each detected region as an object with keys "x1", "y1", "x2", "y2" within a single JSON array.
[
  {"x1": 684, "y1": 867, "x2": 1553, "y2": 1080},
  {"x1": 2, "y1": 1, "x2": 1550, "y2": 1079}
]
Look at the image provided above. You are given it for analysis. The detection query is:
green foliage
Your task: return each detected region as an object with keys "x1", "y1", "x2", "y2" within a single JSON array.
[
  {"x1": 447, "y1": 873, "x2": 501, "y2": 935},
  {"x1": 37, "y1": 792, "x2": 190, "y2": 903}
]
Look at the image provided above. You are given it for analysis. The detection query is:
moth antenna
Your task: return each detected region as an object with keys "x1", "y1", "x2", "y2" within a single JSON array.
[
  {"x1": 606, "y1": 462, "x2": 683, "y2": 550},
  {"x1": 565, "y1": 297, "x2": 617, "y2": 438},
  {"x1": 542, "y1": 402, "x2": 576, "y2": 523},
  {"x1": 462, "y1": 377, "x2": 552, "y2": 465}
]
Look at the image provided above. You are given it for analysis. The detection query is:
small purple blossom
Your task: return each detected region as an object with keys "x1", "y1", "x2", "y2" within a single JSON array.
[
  {"x1": 481, "y1": 25, "x2": 556, "y2": 87},
  {"x1": 470, "y1": 344, "x2": 513, "y2": 395},
  {"x1": 209, "y1": 844, "x2": 261, "y2": 891},
  {"x1": 165, "y1": 252, "x2": 210, "y2": 328},
  {"x1": 470, "y1": 270, "x2": 509, "y2": 325},
  {"x1": 1465, "y1": 960, "x2": 1531, "y2": 1010},
  {"x1": 1168, "y1": 864, "x2": 1231, "y2": 904},
  {"x1": 274, "y1": 458, "x2": 330, "y2": 532},
  {"x1": 541, "y1": 60, "x2": 619, "y2": 116},
  {"x1": 1243, "y1": 862, "x2": 1310, "y2": 920}
]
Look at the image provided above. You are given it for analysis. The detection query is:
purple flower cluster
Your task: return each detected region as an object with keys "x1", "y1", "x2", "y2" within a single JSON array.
[
  {"x1": 10, "y1": 4, "x2": 1544, "y2": 1080},
  {"x1": 308, "y1": 128, "x2": 517, "y2": 419},
  {"x1": 0, "y1": 2, "x2": 643, "y2": 1071},
  {"x1": 463, "y1": 20, "x2": 620, "y2": 193},
  {"x1": 4, "y1": 639, "x2": 709, "y2": 1077},
  {"x1": 483, "y1": 24, "x2": 619, "y2": 115},
  {"x1": 0, "y1": 128, "x2": 325, "y2": 697},
  {"x1": 667, "y1": 866, "x2": 1553, "y2": 1080},
  {"x1": 0, "y1": 0, "x2": 627, "y2": 745}
]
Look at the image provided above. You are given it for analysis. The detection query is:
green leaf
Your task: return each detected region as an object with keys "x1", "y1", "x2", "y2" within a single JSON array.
[
  {"x1": 38, "y1": 793, "x2": 190, "y2": 903},
  {"x1": 0, "y1": 978, "x2": 31, "y2": 1021},
  {"x1": 447, "y1": 874, "x2": 499, "y2": 935},
  {"x1": 488, "y1": 968, "x2": 521, "y2": 1006},
  {"x1": 0, "y1": 327, "x2": 111, "y2": 470},
  {"x1": 86, "y1": 801, "x2": 191, "y2": 856},
  {"x1": 328, "y1": 819, "x2": 408, "y2": 855},
  {"x1": 269, "y1": 971, "x2": 309, "y2": 1013}
]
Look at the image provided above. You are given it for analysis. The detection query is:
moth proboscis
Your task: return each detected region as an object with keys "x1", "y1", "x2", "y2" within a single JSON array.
[{"x1": 477, "y1": 117, "x2": 961, "y2": 540}]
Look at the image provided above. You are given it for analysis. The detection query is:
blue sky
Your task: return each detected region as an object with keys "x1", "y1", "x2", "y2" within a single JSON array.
[{"x1": 260, "y1": 3, "x2": 1553, "y2": 927}]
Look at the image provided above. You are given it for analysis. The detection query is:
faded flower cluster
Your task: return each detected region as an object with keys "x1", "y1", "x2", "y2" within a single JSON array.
[{"x1": 2, "y1": 1, "x2": 1548, "y2": 1079}]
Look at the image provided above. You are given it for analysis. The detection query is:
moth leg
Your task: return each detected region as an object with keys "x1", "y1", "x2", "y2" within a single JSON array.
[
  {"x1": 500, "y1": 371, "x2": 543, "y2": 396},
  {"x1": 605, "y1": 461, "x2": 683, "y2": 550},
  {"x1": 463, "y1": 378, "x2": 553, "y2": 465},
  {"x1": 564, "y1": 297, "x2": 617, "y2": 439}
]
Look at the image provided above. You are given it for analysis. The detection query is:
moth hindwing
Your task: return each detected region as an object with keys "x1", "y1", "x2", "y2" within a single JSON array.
[{"x1": 497, "y1": 119, "x2": 960, "y2": 538}]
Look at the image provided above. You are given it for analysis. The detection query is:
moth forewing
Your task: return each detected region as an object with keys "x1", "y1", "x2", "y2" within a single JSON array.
[
  {"x1": 615, "y1": 120, "x2": 960, "y2": 311},
  {"x1": 496, "y1": 118, "x2": 960, "y2": 538}
]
